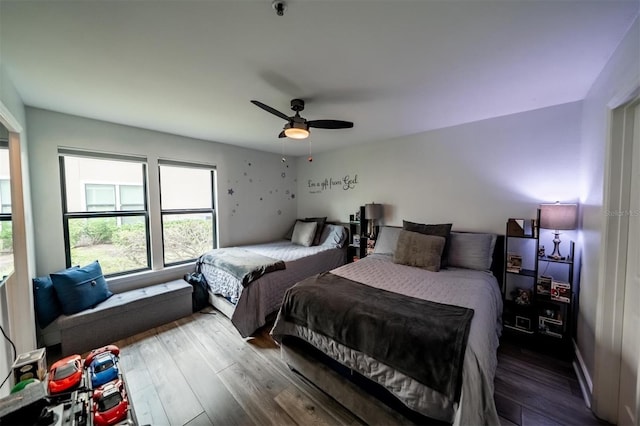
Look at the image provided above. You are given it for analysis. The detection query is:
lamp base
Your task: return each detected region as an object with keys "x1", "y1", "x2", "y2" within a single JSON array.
[{"x1": 546, "y1": 231, "x2": 566, "y2": 260}]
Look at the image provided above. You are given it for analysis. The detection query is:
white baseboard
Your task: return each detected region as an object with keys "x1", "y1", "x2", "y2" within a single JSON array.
[{"x1": 573, "y1": 339, "x2": 593, "y2": 408}]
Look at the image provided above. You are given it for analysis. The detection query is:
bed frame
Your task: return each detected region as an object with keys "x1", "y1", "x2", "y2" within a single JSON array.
[{"x1": 280, "y1": 234, "x2": 505, "y2": 425}]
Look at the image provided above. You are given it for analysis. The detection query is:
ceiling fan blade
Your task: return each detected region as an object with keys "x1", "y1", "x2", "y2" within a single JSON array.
[
  {"x1": 251, "y1": 100, "x2": 290, "y2": 121},
  {"x1": 307, "y1": 119, "x2": 354, "y2": 129},
  {"x1": 278, "y1": 131, "x2": 286, "y2": 138}
]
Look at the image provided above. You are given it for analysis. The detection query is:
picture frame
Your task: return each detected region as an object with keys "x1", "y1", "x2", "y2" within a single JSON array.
[
  {"x1": 506, "y1": 253, "x2": 523, "y2": 273},
  {"x1": 550, "y1": 280, "x2": 571, "y2": 303},
  {"x1": 515, "y1": 315, "x2": 531, "y2": 331},
  {"x1": 536, "y1": 275, "x2": 552, "y2": 296},
  {"x1": 352, "y1": 234, "x2": 360, "y2": 246}
]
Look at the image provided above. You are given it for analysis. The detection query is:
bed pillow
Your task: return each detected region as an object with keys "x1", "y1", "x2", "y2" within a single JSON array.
[
  {"x1": 318, "y1": 224, "x2": 348, "y2": 248},
  {"x1": 291, "y1": 220, "x2": 318, "y2": 247},
  {"x1": 448, "y1": 232, "x2": 498, "y2": 271},
  {"x1": 373, "y1": 226, "x2": 402, "y2": 255},
  {"x1": 51, "y1": 260, "x2": 113, "y2": 316},
  {"x1": 33, "y1": 265, "x2": 80, "y2": 328},
  {"x1": 304, "y1": 217, "x2": 327, "y2": 246},
  {"x1": 284, "y1": 217, "x2": 327, "y2": 245},
  {"x1": 393, "y1": 230, "x2": 446, "y2": 272},
  {"x1": 403, "y1": 220, "x2": 453, "y2": 268}
]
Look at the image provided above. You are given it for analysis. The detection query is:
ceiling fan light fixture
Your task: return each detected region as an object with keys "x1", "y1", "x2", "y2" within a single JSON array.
[
  {"x1": 284, "y1": 123, "x2": 309, "y2": 139},
  {"x1": 284, "y1": 127, "x2": 309, "y2": 139}
]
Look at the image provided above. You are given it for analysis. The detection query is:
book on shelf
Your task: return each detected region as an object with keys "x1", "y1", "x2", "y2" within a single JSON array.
[{"x1": 550, "y1": 280, "x2": 571, "y2": 303}]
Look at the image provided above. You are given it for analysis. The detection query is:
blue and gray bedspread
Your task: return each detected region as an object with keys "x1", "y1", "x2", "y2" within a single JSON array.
[{"x1": 197, "y1": 247, "x2": 286, "y2": 288}]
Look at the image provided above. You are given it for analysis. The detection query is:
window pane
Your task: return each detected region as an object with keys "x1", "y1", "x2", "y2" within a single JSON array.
[
  {"x1": 162, "y1": 213, "x2": 213, "y2": 264},
  {"x1": 119, "y1": 185, "x2": 144, "y2": 209},
  {"x1": 68, "y1": 217, "x2": 148, "y2": 275},
  {"x1": 160, "y1": 166, "x2": 212, "y2": 210},
  {"x1": 0, "y1": 180, "x2": 10, "y2": 213},
  {"x1": 64, "y1": 156, "x2": 143, "y2": 213},
  {"x1": 86, "y1": 184, "x2": 116, "y2": 211},
  {"x1": 0, "y1": 220, "x2": 13, "y2": 280}
]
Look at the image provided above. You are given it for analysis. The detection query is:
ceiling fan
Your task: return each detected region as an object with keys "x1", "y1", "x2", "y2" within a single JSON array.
[{"x1": 251, "y1": 99, "x2": 354, "y2": 140}]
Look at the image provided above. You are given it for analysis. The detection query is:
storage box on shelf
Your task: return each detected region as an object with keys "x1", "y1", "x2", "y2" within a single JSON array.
[{"x1": 502, "y1": 213, "x2": 576, "y2": 359}]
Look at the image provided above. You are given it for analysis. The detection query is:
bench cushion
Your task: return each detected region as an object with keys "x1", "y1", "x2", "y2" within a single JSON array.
[
  {"x1": 58, "y1": 280, "x2": 192, "y2": 329},
  {"x1": 57, "y1": 280, "x2": 193, "y2": 356}
]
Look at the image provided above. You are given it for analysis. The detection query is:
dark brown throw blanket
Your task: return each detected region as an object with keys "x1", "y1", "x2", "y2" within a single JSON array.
[
  {"x1": 197, "y1": 247, "x2": 285, "y2": 287},
  {"x1": 277, "y1": 272, "x2": 474, "y2": 401}
]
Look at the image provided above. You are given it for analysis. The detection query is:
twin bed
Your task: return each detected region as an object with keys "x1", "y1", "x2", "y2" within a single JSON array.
[
  {"x1": 198, "y1": 222, "x2": 503, "y2": 425},
  {"x1": 196, "y1": 222, "x2": 348, "y2": 337}
]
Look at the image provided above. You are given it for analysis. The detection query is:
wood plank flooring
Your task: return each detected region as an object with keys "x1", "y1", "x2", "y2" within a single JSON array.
[{"x1": 111, "y1": 307, "x2": 608, "y2": 426}]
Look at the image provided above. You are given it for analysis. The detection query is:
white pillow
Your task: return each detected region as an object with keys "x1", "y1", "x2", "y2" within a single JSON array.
[
  {"x1": 373, "y1": 226, "x2": 402, "y2": 255},
  {"x1": 291, "y1": 220, "x2": 318, "y2": 247}
]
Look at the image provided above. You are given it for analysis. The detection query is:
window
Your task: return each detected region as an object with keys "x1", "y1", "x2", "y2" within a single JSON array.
[
  {"x1": 0, "y1": 145, "x2": 12, "y2": 279},
  {"x1": 159, "y1": 161, "x2": 216, "y2": 265},
  {"x1": 60, "y1": 151, "x2": 150, "y2": 276}
]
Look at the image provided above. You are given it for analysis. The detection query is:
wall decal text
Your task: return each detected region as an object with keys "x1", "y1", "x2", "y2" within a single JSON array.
[{"x1": 308, "y1": 174, "x2": 359, "y2": 194}]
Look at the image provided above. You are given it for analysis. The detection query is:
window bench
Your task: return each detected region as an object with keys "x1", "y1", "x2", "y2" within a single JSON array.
[{"x1": 39, "y1": 279, "x2": 193, "y2": 356}]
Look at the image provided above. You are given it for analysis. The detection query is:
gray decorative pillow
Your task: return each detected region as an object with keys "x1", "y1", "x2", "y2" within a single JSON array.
[
  {"x1": 373, "y1": 226, "x2": 402, "y2": 255},
  {"x1": 403, "y1": 220, "x2": 453, "y2": 268},
  {"x1": 448, "y1": 232, "x2": 497, "y2": 271},
  {"x1": 291, "y1": 220, "x2": 318, "y2": 247},
  {"x1": 393, "y1": 230, "x2": 446, "y2": 272}
]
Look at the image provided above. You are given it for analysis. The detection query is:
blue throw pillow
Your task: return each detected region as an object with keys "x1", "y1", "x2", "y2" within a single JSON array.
[
  {"x1": 33, "y1": 276, "x2": 62, "y2": 328},
  {"x1": 51, "y1": 261, "x2": 112, "y2": 316}
]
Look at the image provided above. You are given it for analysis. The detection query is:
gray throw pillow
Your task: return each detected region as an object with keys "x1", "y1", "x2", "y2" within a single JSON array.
[
  {"x1": 304, "y1": 217, "x2": 327, "y2": 246},
  {"x1": 448, "y1": 232, "x2": 497, "y2": 271},
  {"x1": 403, "y1": 220, "x2": 453, "y2": 268},
  {"x1": 291, "y1": 220, "x2": 318, "y2": 247},
  {"x1": 393, "y1": 230, "x2": 446, "y2": 272}
]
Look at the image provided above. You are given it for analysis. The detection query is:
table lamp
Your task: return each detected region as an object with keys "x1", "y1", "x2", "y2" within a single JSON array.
[
  {"x1": 539, "y1": 202, "x2": 578, "y2": 260},
  {"x1": 364, "y1": 203, "x2": 383, "y2": 240}
]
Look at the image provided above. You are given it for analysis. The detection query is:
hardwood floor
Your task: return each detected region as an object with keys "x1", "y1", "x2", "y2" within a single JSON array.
[{"x1": 113, "y1": 308, "x2": 607, "y2": 426}]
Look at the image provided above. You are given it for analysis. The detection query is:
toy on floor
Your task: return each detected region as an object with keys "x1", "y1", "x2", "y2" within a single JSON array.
[
  {"x1": 47, "y1": 354, "x2": 83, "y2": 394},
  {"x1": 92, "y1": 379, "x2": 129, "y2": 426}
]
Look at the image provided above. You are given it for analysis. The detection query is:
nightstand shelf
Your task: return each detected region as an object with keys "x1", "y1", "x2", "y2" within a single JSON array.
[
  {"x1": 502, "y1": 211, "x2": 576, "y2": 359},
  {"x1": 347, "y1": 206, "x2": 367, "y2": 262}
]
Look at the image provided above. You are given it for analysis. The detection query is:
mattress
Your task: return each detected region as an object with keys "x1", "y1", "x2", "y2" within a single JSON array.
[
  {"x1": 272, "y1": 253, "x2": 503, "y2": 424},
  {"x1": 200, "y1": 240, "x2": 346, "y2": 337}
]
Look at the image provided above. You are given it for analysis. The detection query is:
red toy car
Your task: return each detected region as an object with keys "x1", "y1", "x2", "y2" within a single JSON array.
[
  {"x1": 47, "y1": 354, "x2": 83, "y2": 394},
  {"x1": 93, "y1": 379, "x2": 129, "y2": 426},
  {"x1": 84, "y1": 344, "x2": 120, "y2": 367}
]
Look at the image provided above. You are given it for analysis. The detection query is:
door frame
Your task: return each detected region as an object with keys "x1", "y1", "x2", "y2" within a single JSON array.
[{"x1": 592, "y1": 92, "x2": 640, "y2": 422}]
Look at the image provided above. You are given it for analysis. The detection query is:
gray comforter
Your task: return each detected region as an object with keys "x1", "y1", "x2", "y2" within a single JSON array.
[
  {"x1": 197, "y1": 247, "x2": 285, "y2": 287},
  {"x1": 274, "y1": 271, "x2": 474, "y2": 402}
]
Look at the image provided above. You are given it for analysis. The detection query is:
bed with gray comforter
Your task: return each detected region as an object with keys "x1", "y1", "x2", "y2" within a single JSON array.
[
  {"x1": 198, "y1": 224, "x2": 348, "y2": 337},
  {"x1": 271, "y1": 251, "x2": 503, "y2": 425}
]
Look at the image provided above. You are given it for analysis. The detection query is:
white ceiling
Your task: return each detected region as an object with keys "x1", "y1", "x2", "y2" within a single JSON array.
[{"x1": 1, "y1": 0, "x2": 638, "y2": 156}]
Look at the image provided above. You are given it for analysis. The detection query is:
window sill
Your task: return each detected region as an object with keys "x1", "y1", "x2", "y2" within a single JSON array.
[{"x1": 107, "y1": 262, "x2": 196, "y2": 294}]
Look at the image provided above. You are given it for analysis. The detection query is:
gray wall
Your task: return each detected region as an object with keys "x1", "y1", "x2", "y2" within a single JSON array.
[
  {"x1": 26, "y1": 108, "x2": 298, "y2": 278},
  {"x1": 296, "y1": 101, "x2": 582, "y2": 234}
]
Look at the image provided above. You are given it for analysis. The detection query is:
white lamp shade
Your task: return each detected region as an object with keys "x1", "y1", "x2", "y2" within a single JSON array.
[
  {"x1": 364, "y1": 203, "x2": 383, "y2": 220},
  {"x1": 539, "y1": 203, "x2": 578, "y2": 230}
]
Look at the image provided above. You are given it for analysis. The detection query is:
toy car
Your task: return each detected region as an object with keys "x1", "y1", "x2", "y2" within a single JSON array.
[
  {"x1": 47, "y1": 354, "x2": 83, "y2": 394},
  {"x1": 93, "y1": 379, "x2": 129, "y2": 426},
  {"x1": 88, "y1": 351, "x2": 119, "y2": 388},
  {"x1": 84, "y1": 344, "x2": 120, "y2": 367}
]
